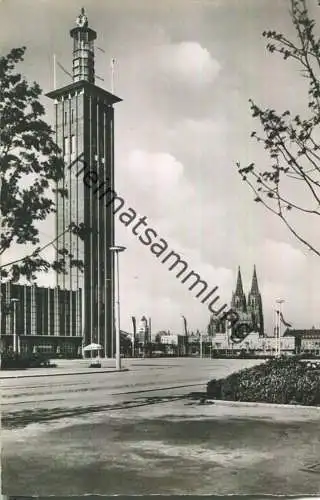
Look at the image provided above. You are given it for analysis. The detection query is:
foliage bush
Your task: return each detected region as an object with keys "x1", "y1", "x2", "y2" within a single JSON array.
[
  {"x1": 1, "y1": 351, "x2": 54, "y2": 370},
  {"x1": 207, "y1": 357, "x2": 320, "y2": 406}
]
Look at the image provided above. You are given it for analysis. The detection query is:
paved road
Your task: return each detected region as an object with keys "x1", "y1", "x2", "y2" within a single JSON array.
[
  {"x1": 1, "y1": 358, "x2": 259, "y2": 425},
  {"x1": 2, "y1": 358, "x2": 320, "y2": 496}
]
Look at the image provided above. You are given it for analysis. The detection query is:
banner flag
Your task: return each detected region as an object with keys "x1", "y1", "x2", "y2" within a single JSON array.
[{"x1": 280, "y1": 312, "x2": 292, "y2": 328}]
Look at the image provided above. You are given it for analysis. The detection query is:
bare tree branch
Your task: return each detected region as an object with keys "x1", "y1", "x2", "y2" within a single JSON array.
[{"x1": 237, "y1": 0, "x2": 320, "y2": 258}]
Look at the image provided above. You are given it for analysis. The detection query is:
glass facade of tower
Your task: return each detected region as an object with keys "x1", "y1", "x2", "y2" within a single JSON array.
[{"x1": 0, "y1": 282, "x2": 82, "y2": 356}]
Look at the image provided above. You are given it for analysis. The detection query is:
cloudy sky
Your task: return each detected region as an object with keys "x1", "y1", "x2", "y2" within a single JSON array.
[{"x1": 1, "y1": 0, "x2": 319, "y2": 335}]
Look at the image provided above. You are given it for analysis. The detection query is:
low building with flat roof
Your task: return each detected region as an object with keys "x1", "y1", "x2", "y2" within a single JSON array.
[
  {"x1": 284, "y1": 328, "x2": 320, "y2": 356},
  {"x1": 212, "y1": 330, "x2": 295, "y2": 356},
  {"x1": 0, "y1": 282, "x2": 82, "y2": 357}
]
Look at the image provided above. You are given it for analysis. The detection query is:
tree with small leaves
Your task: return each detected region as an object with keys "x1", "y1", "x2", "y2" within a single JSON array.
[
  {"x1": 237, "y1": 0, "x2": 320, "y2": 257},
  {"x1": 0, "y1": 47, "x2": 85, "y2": 282}
]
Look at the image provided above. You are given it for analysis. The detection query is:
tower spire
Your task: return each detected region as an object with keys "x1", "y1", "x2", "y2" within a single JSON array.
[
  {"x1": 247, "y1": 264, "x2": 264, "y2": 336},
  {"x1": 231, "y1": 266, "x2": 247, "y2": 313},
  {"x1": 235, "y1": 266, "x2": 245, "y2": 296},
  {"x1": 250, "y1": 264, "x2": 260, "y2": 294}
]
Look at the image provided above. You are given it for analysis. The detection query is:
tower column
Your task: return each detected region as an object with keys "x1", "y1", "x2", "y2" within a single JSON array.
[{"x1": 46, "y1": 9, "x2": 122, "y2": 358}]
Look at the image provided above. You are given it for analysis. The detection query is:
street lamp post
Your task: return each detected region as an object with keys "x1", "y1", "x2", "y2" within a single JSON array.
[
  {"x1": 11, "y1": 298, "x2": 19, "y2": 353},
  {"x1": 131, "y1": 316, "x2": 136, "y2": 359},
  {"x1": 110, "y1": 245, "x2": 126, "y2": 371}
]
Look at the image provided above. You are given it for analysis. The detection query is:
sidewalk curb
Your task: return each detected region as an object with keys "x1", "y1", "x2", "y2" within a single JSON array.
[
  {"x1": 206, "y1": 398, "x2": 320, "y2": 411},
  {"x1": 0, "y1": 368, "x2": 130, "y2": 379}
]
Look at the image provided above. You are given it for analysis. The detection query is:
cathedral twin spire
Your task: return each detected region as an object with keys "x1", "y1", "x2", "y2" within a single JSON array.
[
  {"x1": 231, "y1": 265, "x2": 264, "y2": 336},
  {"x1": 208, "y1": 265, "x2": 264, "y2": 336},
  {"x1": 232, "y1": 265, "x2": 261, "y2": 309},
  {"x1": 235, "y1": 266, "x2": 245, "y2": 297},
  {"x1": 233, "y1": 265, "x2": 260, "y2": 307},
  {"x1": 232, "y1": 266, "x2": 247, "y2": 312},
  {"x1": 250, "y1": 264, "x2": 259, "y2": 295}
]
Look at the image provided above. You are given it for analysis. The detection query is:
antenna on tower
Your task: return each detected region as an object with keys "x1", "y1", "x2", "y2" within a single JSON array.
[
  {"x1": 53, "y1": 54, "x2": 57, "y2": 90},
  {"x1": 56, "y1": 60, "x2": 73, "y2": 80},
  {"x1": 95, "y1": 47, "x2": 107, "y2": 84},
  {"x1": 111, "y1": 58, "x2": 116, "y2": 94}
]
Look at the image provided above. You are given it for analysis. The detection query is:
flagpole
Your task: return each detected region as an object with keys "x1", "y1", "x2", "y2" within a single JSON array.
[
  {"x1": 276, "y1": 299, "x2": 285, "y2": 358},
  {"x1": 274, "y1": 303, "x2": 279, "y2": 357},
  {"x1": 276, "y1": 304, "x2": 279, "y2": 357},
  {"x1": 278, "y1": 307, "x2": 280, "y2": 357},
  {"x1": 273, "y1": 306, "x2": 278, "y2": 357}
]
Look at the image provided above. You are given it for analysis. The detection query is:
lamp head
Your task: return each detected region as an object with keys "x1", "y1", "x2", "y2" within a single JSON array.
[{"x1": 109, "y1": 245, "x2": 126, "y2": 253}]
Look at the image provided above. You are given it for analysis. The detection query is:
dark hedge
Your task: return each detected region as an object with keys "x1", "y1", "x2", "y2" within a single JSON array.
[
  {"x1": 207, "y1": 357, "x2": 320, "y2": 406},
  {"x1": 1, "y1": 352, "x2": 54, "y2": 370}
]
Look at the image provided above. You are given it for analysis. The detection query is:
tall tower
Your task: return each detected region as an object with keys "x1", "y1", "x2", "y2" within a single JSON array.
[
  {"x1": 231, "y1": 266, "x2": 247, "y2": 313},
  {"x1": 46, "y1": 8, "x2": 122, "y2": 357},
  {"x1": 137, "y1": 316, "x2": 149, "y2": 345},
  {"x1": 247, "y1": 265, "x2": 264, "y2": 336}
]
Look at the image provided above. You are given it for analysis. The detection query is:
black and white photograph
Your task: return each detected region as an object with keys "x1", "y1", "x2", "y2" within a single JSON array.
[{"x1": 1, "y1": 0, "x2": 320, "y2": 497}]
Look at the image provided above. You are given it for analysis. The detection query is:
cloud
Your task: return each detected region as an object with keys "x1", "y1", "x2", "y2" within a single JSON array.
[
  {"x1": 117, "y1": 146, "x2": 236, "y2": 272},
  {"x1": 166, "y1": 118, "x2": 230, "y2": 187},
  {"x1": 253, "y1": 239, "x2": 320, "y2": 332},
  {"x1": 119, "y1": 40, "x2": 221, "y2": 121},
  {"x1": 118, "y1": 149, "x2": 194, "y2": 221},
  {"x1": 156, "y1": 42, "x2": 221, "y2": 86},
  {"x1": 117, "y1": 228, "x2": 234, "y2": 334},
  {"x1": 168, "y1": 118, "x2": 227, "y2": 156},
  {"x1": 127, "y1": 150, "x2": 185, "y2": 189},
  {"x1": 259, "y1": 239, "x2": 306, "y2": 282}
]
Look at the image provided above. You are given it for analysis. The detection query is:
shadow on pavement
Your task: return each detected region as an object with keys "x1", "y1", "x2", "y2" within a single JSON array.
[{"x1": 2, "y1": 392, "x2": 208, "y2": 429}]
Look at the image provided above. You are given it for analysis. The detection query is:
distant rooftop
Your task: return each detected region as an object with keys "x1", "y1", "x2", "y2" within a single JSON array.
[{"x1": 284, "y1": 329, "x2": 320, "y2": 338}]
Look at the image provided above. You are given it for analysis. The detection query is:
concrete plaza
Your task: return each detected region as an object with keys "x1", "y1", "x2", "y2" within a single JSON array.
[{"x1": 2, "y1": 357, "x2": 320, "y2": 496}]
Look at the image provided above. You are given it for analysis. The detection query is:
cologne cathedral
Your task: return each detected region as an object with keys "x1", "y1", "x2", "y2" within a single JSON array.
[{"x1": 208, "y1": 266, "x2": 264, "y2": 337}]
